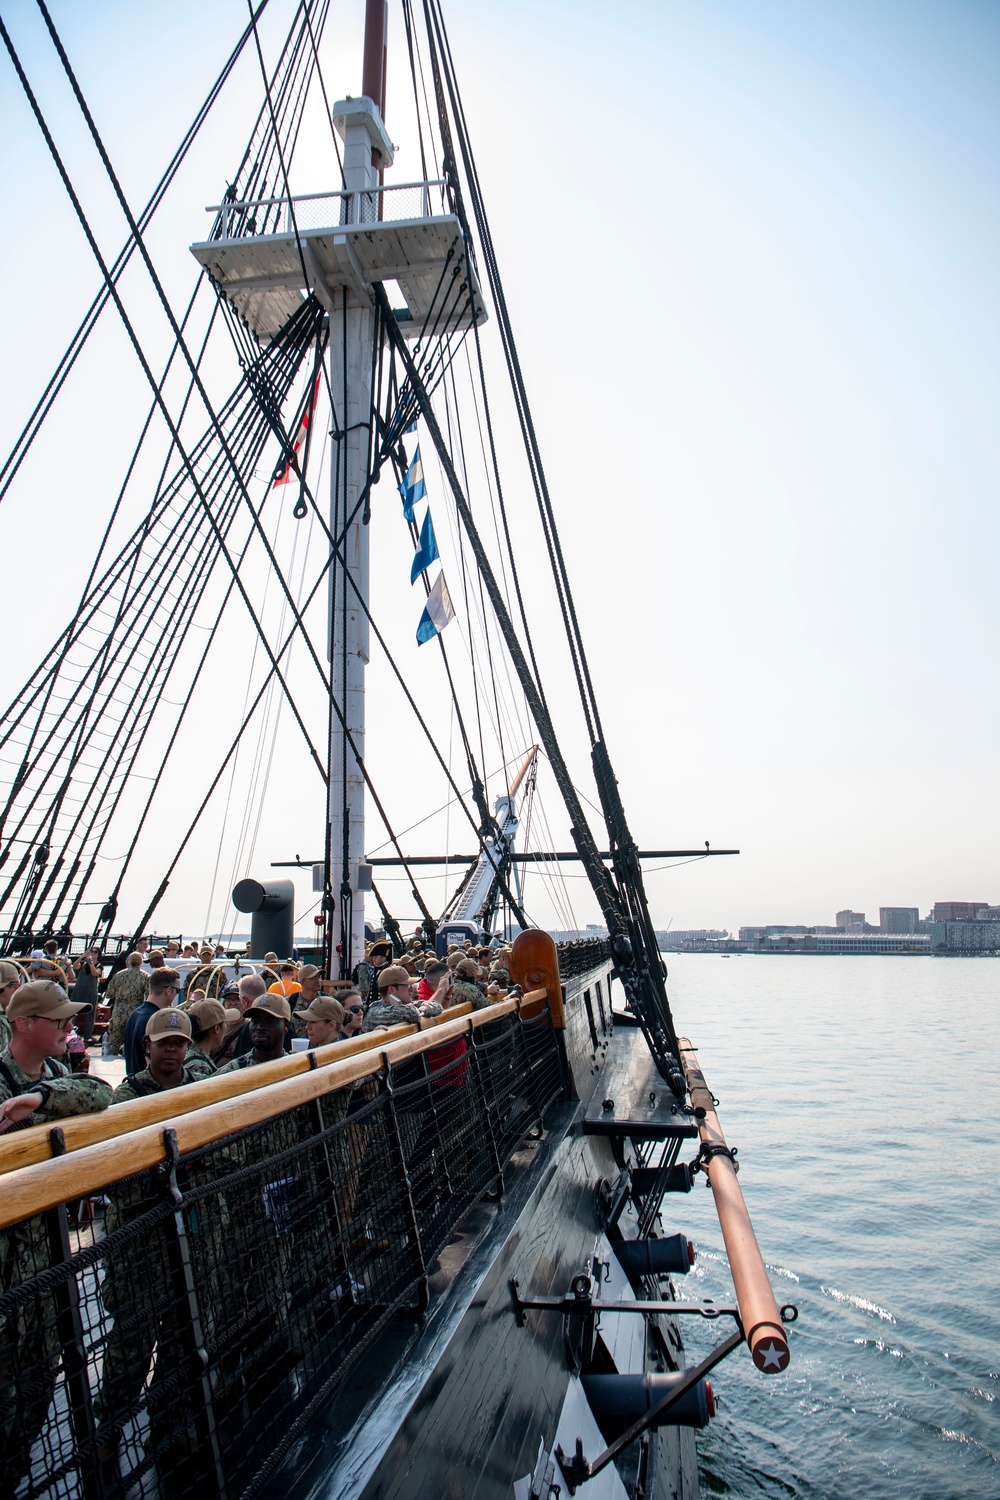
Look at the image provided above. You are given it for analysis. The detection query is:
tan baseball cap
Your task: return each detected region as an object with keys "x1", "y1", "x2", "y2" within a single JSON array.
[
  {"x1": 8, "y1": 981, "x2": 88, "y2": 1020},
  {"x1": 145, "y1": 1008, "x2": 192, "y2": 1040},
  {"x1": 297, "y1": 963, "x2": 321, "y2": 982},
  {"x1": 188, "y1": 999, "x2": 227, "y2": 1031},
  {"x1": 377, "y1": 964, "x2": 414, "y2": 990},
  {"x1": 248, "y1": 993, "x2": 292, "y2": 1021},
  {"x1": 294, "y1": 997, "x2": 344, "y2": 1024}
]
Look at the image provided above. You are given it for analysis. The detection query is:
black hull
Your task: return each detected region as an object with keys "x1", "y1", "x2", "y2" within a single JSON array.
[{"x1": 278, "y1": 961, "x2": 702, "y2": 1500}]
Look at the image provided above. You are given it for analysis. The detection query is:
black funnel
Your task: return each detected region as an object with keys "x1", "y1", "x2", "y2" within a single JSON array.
[{"x1": 232, "y1": 878, "x2": 294, "y2": 960}]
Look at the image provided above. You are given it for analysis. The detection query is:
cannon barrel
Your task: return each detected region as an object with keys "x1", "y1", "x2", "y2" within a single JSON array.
[{"x1": 581, "y1": 1373, "x2": 714, "y2": 1437}]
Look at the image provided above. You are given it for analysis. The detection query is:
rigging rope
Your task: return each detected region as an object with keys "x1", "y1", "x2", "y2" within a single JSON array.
[{"x1": 0, "y1": 0, "x2": 277, "y2": 508}]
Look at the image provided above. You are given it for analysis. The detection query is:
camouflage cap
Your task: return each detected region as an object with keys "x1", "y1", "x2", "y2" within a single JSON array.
[
  {"x1": 294, "y1": 997, "x2": 345, "y2": 1024},
  {"x1": 248, "y1": 993, "x2": 292, "y2": 1022},
  {"x1": 188, "y1": 998, "x2": 227, "y2": 1031},
  {"x1": 146, "y1": 1007, "x2": 192, "y2": 1040},
  {"x1": 377, "y1": 964, "x2": 414, "y2": 990},
  {"x1": 8, "y1": 980, "x2": 88, "y2": 1020}
]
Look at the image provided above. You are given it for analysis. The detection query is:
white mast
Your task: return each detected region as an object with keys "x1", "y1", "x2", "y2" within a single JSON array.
[
  {"x1": 327, "y1": 96, "x2": 394, "y2": 975},
  {"x1": 190, "y1": 0, "x2": 485, "y2": 975}
]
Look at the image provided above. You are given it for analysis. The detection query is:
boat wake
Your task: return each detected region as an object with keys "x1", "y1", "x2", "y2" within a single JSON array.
[
  {"x1": 764, "y1": 1261, "x2": 800, "y2": 1282},
  {"x1": 820, "y1": 1285, "x2": 895, "y2": 1322},
  {"x1": 937, "y1": 1429, "x2": 999, "y2": 1463},
  {"x1": 853, "y1": 1336, "x2": 904, "y2": 1358}
]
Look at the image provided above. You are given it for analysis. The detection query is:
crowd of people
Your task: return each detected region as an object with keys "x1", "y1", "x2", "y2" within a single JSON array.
[
  {"x1": 0, "y1": 931, "x2": 520, "y2": 1119},
  {"x1": 0, "y1": 930, "x2": 521, "y2": 1493}
]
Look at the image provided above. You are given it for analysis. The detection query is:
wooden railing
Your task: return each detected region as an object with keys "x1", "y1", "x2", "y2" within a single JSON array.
[
  {"x1": 0, "y1": 994, "x2": 557, "y2": 1228},
  {"x1": 0, "y1": 989, "x2": 565, "y2": 1500},
  {"x1": 0, "y1": 988, "x2": 554, "y2": 1176}
]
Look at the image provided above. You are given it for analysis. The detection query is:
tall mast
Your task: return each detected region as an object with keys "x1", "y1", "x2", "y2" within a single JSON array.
[
  {"x1": 328, "y1": 1, "x2": 393, "y2": 976},
  {"x1": 190, "y1": 4, "x2": 485, "y2": 973}
]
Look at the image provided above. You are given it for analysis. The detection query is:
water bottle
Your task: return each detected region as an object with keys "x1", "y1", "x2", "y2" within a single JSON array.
[{"x1": 101, "y1": 1030, "x2": 110, "y2": 1057}]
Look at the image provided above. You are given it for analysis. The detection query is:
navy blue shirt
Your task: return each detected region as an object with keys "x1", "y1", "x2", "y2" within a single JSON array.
[{"x1": 123, "y1": 1000, "x2": 158, "y2": 1076}]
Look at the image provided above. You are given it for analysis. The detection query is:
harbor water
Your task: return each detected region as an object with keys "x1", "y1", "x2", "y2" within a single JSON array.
[{"x1": 663, "y1": 954, "x2": 999, "y2": 1500}]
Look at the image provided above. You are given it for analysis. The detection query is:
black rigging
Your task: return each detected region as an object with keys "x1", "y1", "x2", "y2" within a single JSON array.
[{"x1": 0, "y1": 0, "x2": 697, "y2": 1088}]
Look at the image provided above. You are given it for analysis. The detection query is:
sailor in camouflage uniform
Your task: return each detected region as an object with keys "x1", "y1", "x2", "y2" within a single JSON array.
[
  {"x1": 0, "y1": 981, "x2": 111, "y2": 1499},
  {"x1": 104, "y1": 952, "x2": 149, "y2": 1055},
  {"x1": 214, "y1": 991, "x2": 291, "y2": 1073},
  {"x1": 0, "y1": 980, "x2": 111, "y2": 1128},
  {"x1": 183, "y1": 997, "x2": 227, "y2": 1080},
  {"x1": 96, "y1": 1007, "x2": 197, "y2": 1464},
  {"x1": 109, "y1": 1005, "x2": 193, "y2": 1102},
  {"x1": 0, "y1": 960, "x2": 22, "y2": 1052},
  {"x1": 450, "y1": 957, "x2": 495, "y2": 1009}
]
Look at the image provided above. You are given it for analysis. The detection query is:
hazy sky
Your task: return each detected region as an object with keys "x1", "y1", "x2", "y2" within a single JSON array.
[{"x1": 0, "y1": 0, "x2": 997, "y2": 938}]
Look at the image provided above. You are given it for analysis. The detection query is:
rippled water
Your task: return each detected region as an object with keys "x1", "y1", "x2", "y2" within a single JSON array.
[{"x1": 661, "y1": 955, "x2": 1000, "y2": 1500}]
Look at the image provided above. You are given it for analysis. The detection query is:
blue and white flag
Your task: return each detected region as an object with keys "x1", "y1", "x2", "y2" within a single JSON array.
[
  {"x1": 399, "y1": 446, "x2": 426, "y2": 523},
  {"x1": 410, "y1": 508, "x2": 439, "y2": 584},
  {"x1": 416, "y1": 571, "x2": 456, "y2": 645}
]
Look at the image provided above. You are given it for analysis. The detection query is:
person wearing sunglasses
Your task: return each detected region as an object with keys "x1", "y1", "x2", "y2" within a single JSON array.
[
  {"x1": 0, "y1": 981, "x2": 111, "y2": 1132},
  {"x1": 338, "y1": 991, "x2": 365, "y2": 1039}
]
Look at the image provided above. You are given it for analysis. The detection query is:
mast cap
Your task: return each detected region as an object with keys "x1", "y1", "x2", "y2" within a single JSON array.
[{"x1": 332, "y1": 96, "x2": 395, "y2": 167}]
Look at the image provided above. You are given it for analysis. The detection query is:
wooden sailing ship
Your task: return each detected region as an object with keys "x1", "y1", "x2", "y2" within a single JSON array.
[{"x1": 0, "y1": 2, "x2": 792, "y2": 1495}]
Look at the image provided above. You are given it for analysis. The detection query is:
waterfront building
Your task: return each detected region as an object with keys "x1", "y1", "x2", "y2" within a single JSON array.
[
  {"x1": 761, "y1": 933, "x2": 931, "y2": 955},
  {"x1": 880, "y1": 907, "x2": 919, "y2": 935},
  {"x1": 836, "y1": 910, "x2": 866, "y2": 931},
  {"x1": 658, "y1": 929, "x2": 729, "y2": 950},
  {"x1": 928, "y1": 920, "x2": 1000, "y2": 953},
  {"x1": 932, "y1": 901, "x2": 989, "y2": 922}
]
